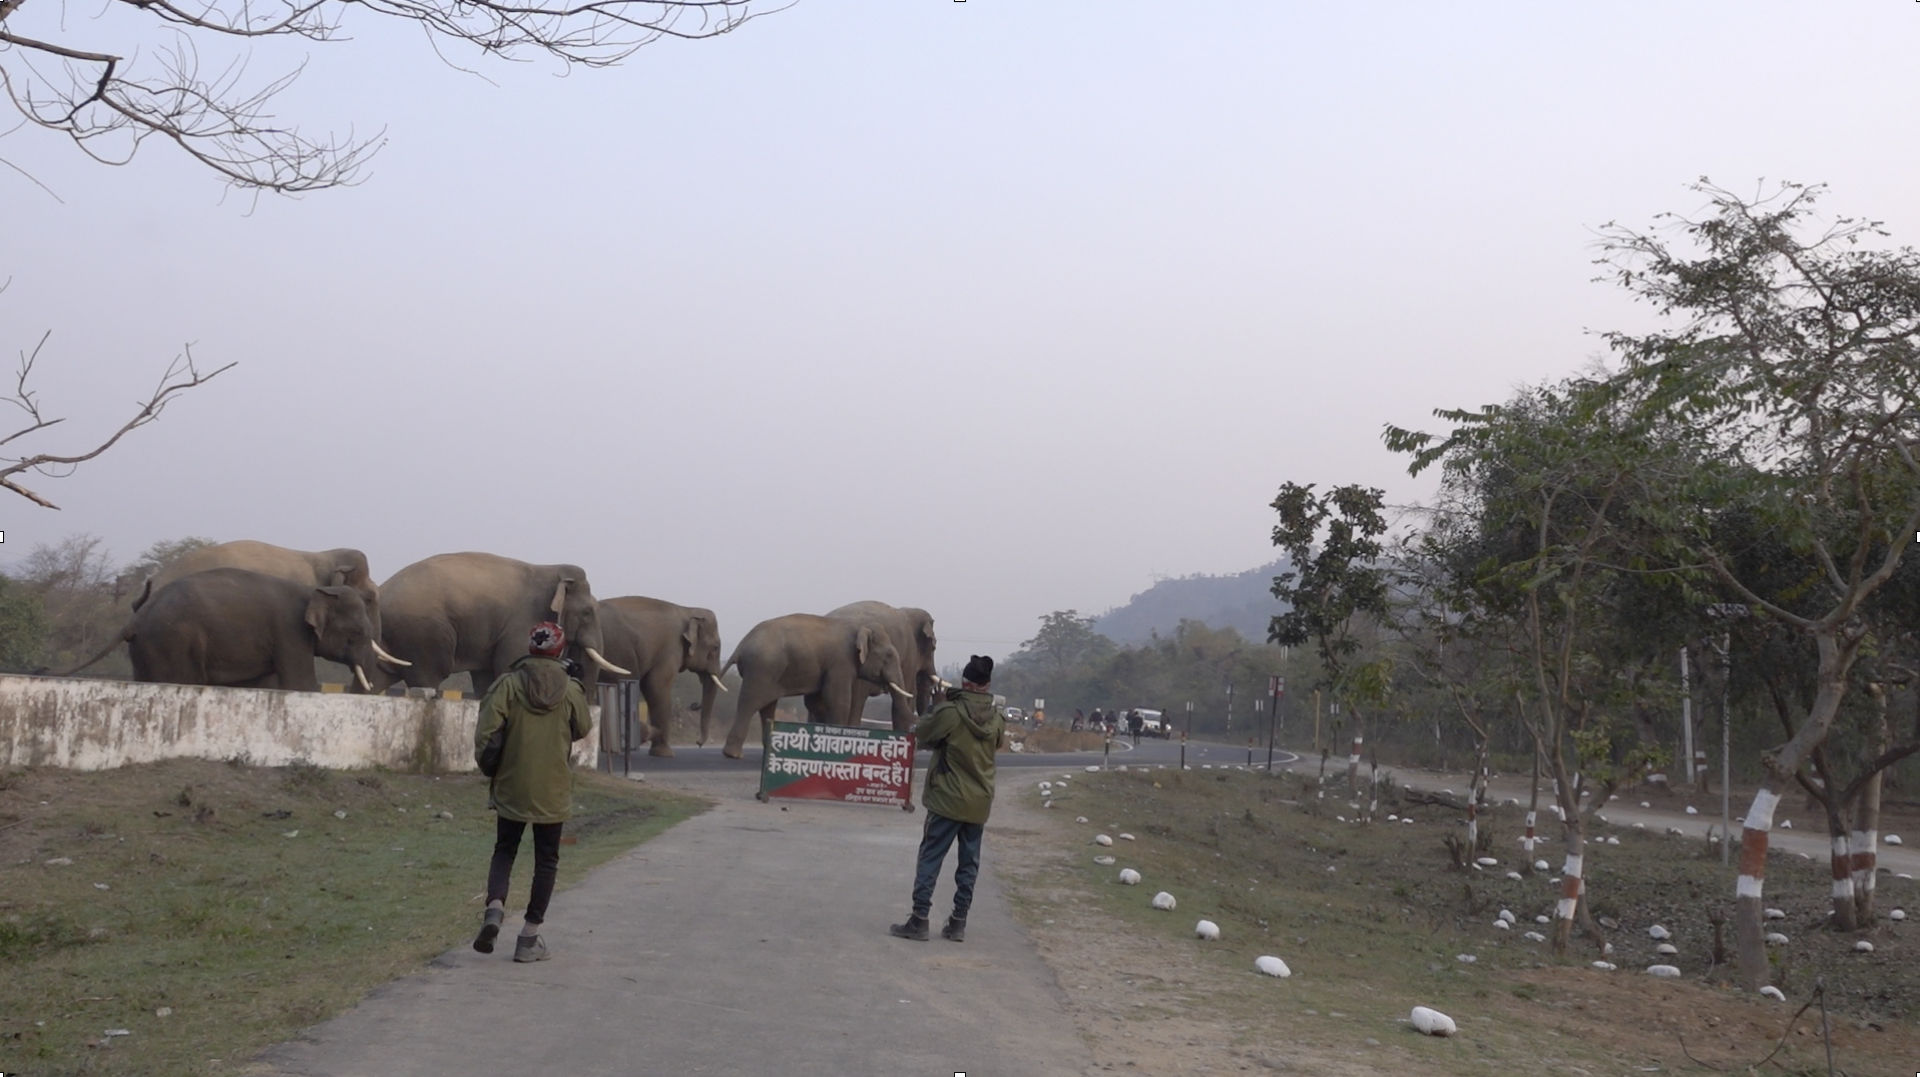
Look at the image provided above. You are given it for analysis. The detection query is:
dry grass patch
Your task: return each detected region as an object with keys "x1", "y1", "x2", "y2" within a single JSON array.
[{"x1": 0, "y1": 759, "x2": 704, "y2": 1077}]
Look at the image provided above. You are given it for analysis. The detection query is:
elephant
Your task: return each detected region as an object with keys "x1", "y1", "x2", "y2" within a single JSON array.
[
  {"x1": 64, "y1": 568, "x2": 384, "y2": 691},
  {"x1": 597, "y1": 596, "x2": 726, "y2": 758},
  {"x1": 827, "y1": 601, "x2": 937, "y2": 730},
  {"x1": 132, "y1": 540, "x2": 386, "y2": 638},
  {"x1": 716, "y1": 614, "x2": 913, "y2": 759},
  {"x1": 375, "y1": 552, "x2": 629, "y2": 697}
]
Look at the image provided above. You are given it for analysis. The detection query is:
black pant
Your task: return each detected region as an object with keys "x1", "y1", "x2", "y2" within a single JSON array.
[
  {"x1": 910, "y1": 809, "x2": 984, "y2": 921},
  {"x1": 487, "y1": 817, "x2": 563, "y2": 926}
]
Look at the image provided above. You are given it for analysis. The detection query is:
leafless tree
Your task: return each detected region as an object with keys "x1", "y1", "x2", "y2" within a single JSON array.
[
  {"x1": 0, "y1": 283, "x2": 234, "y2": 508},
  {"x1": 0, "y1": 0, "x2": 765, "y2": 193}
]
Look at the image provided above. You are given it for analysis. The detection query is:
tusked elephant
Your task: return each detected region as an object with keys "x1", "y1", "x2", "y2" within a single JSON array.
[
  {"x1": 597, "y1": 596, "x2": 726, "y2": 758},
  {"x1": 717, "y1": 614, "x2": 912, "y2": 760},
  {"x1": 827, "y1": 601, "x2": 936, "y2": 730},
  {"x1": 133, "y1": 540, "x2": 386, "y2": 638},
  {"x1": 63, "y1": 568, "x2": 384, "y2": 691},
  {"x1": 375, "y1": 552, "x2": 629, "y2": 696}
]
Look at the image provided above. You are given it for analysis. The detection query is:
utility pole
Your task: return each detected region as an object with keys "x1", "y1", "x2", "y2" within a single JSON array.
[
  {"x1": 1267, "y1": 675, "x2": 1284, "y2": 772},
  {"x1": 1225, "y1": 681, "x2": 1234, "y2": 736},
  {"x1": 1182, "y1": 702, "x2": 1193, "y2": 769},
  {"x1": 1706, "y1": 603, "x2": 1748, "y2": 865}
]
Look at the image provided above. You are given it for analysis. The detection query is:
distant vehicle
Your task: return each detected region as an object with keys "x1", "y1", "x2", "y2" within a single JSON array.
[
  {"x1": 1004, "y1": 707, "x2": 1026, "y2": 724},
  {"x1": 1136, "y1": 709, "x2": 1167, "y2": 737}
]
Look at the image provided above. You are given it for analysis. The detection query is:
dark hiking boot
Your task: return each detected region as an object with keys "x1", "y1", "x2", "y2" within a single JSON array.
[
  {"x1": 889, "y1": 915, "x2": 930, "y2": 941},
  {"x1": 473, "y1": 906, "x2": 504, "y2": 954},
  {"x1": 513, "y1": 934, "x2": 550, "y2": 963},
  {"x1": 941, "y1": 916, "x2": 967, "y2": 942}
]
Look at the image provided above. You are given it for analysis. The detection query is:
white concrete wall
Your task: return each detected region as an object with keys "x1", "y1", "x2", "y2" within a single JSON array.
[{"x1": 0, "y1": 674, "x2": 598, "y2": 773}]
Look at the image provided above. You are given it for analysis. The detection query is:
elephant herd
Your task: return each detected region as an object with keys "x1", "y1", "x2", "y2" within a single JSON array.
[{"x1": 58, "y1": 540, "x2": 939, "y2": 759}]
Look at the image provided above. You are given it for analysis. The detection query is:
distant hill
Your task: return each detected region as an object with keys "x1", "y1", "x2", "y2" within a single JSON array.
[{"x1": 1092, "y1": 559, "x2": 1289, "y2": 645}]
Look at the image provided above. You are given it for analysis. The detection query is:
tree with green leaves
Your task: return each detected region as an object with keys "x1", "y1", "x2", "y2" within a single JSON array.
[
  {"x1": 1587, "y1": 181, "x2": 1920, "y2": 988},
  {"x1": 1267, "y1": 482, "x2": 1391, "y2": 794}
]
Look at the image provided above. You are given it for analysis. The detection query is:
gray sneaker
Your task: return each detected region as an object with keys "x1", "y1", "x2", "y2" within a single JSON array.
[
  {"x1": 473, "y1": 907, "x2": 504, "y2": 954},
  {"x1": 513, "y1": 934, "x2": 550, "y2": 963}
]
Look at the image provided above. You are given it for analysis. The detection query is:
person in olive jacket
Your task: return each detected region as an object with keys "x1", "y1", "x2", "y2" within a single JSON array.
[
  {"x1": 891, "y1": 654, "x2": 1007, "y2": 943},
  {"x1": 471, "y1": 621, "x2": 592, "y2": 962}
]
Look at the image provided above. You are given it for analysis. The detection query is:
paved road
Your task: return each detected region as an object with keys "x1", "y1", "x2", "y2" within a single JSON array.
[{"x1": 257, "y1": 771, "x2": 1090, "y2": 1077}]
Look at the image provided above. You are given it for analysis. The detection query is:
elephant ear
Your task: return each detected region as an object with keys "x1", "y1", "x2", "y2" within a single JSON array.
[
  {"x1": 681, "y1": 621, "x2": 699, "y2": 659},
  {"x1": 305, "y1": 587, "x2": 333, "y2": 640},
  {"x1": 919, "y1": 618, "x2": 936, "y2": 651},
  {"x1": 856, "y1": 626, "x2": 872, "y2": 665},
  {"x1": 551, "y1": 577, "x2": 573, "y2": 617}
]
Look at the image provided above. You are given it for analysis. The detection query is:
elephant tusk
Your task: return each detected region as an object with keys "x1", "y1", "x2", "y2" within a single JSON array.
[
  {"x1": 586, "y1": 647, "x2": 632, "y2": 676},
  {"x1": 354, "y1": 664, "x2": 373, "y2": 692},
  {"x1": 706, "y1": 673, "x2": 729, "y2": 693},
  {"x1": 370, "y1": 640, "x2": 412, "y2": 667},
  {"x1": 888, "y1": 682, "x2": 913, "y2": 698}
]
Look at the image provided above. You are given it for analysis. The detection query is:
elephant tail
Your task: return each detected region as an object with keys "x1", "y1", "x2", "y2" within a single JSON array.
[
  {"x1": 51, "y1": 619, "x2": 136, "y2": 678},
  {"x1": 128, "y1": 575, "x2": 154, "y2": 612}
]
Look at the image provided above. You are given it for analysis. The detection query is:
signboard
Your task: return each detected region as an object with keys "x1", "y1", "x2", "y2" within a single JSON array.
[{"x1": 757, "y1": 721, "x2": 917, "y2": 810}]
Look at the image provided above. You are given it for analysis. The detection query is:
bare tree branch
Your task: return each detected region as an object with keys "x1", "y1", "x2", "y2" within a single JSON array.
[
  {"x1": 0, "y1": 0, "x2": 774, "y2": 192},
  {"x1": 0, "y1": 327, "x2": 233, "y2": 509}
]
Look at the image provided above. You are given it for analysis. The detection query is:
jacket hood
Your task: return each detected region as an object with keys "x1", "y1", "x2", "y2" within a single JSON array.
[
  {"x1": 947, "y1": 688, "x2": 1001, "y2": 740},
  {"x1": 512, "y1": 655, "x2": 572, "y2": 711}
]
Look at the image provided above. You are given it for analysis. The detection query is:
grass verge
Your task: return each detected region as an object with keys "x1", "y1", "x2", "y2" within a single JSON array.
[
  {"x1": 0, "y1": 759, "x2": 705, "y2": 1077},
  {"x1": 1004, "y1": 762, "x2": 1919, "y2": 1076}
]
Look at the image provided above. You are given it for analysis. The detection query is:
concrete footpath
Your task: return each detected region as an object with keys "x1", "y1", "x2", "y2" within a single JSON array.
[{"x1": 255, "y1": 772, "x2": 1090, "y2": 1077}]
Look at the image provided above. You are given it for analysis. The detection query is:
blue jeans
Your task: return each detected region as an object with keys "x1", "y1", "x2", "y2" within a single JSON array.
[{"x1": 911, "y1": 809, "x2": 984, "y2": 920}]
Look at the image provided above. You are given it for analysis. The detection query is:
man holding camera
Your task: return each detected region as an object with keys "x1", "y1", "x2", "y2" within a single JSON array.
[
  {"x1": 890, "y1": 654, "x2": 1007, "y2": 943},
  {"x1": 471, "y1": 621, "x2": 592, "y2": 962}
]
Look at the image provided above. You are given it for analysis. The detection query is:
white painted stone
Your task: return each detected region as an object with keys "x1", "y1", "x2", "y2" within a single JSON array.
[
  {"x1": 1766, "y1": 932, "x2": 1789, "y2": 946},
  {"x1": 1151, "y1": 891, "x2": 1176, "y2": 910},
  {"x1": 1591, "y1": 961, "x2": 1616, "y2": 970},
  {"x1": 1254, "y1": 955, "x2": 1291, "y2": 978},
  {"x1": 1118, "y1": 868, "x2": 1141, "y2": 885},
  {"x1": 1093, "y1": 855, "x2": 1115, "y2": 865},
  {"x1": 1854, "y1": 940, "x2": 1874, "y2": 953},
  {"x1": 1094, "y1": 834, "x2": 1113, "y2": 846},
  {"x1": 1410, "y1": 1006, "x2": 1456, "y2": 1036},
  {"x1": 1195, "y1": 920, "x2": 1220, "y2": 940},
  {"x1": 1647, "y1": 965, "x2": 1681, "y2": 978},
  {"x1": 1657, "y1": 943, "x2": 1677, "y2": 956},
  {"x1": 1759, "y1": 986, "x2": 1786, "y2": 1001},
  {"x1": 1648, "y1": 925, "x2": 1670, "y2": 940}
]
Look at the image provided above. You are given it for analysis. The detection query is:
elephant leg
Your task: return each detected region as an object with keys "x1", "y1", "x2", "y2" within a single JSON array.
[
  {"x1": 643, "y1": 674, "x2": 674, "y2": 757},
  {"x1": 819, "y1": 680, "x2": 853, "y2": 730},
  {"x1": 723, "y1": 680, "x2": 778, "y2": 759}
]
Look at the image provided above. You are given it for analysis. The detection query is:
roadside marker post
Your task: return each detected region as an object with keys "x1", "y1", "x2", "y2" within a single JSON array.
[{"x1": 1267, "y1": 675, "x2": 1284, "y2": 772}]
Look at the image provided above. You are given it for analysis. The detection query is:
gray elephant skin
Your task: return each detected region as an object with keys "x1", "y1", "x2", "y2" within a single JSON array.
[
  {"x1": 597, "y1": 597, "x2": 726, "y2": 757},
  {"x1": 717, "y1": 614, "x2": 911, "y2": 760},
  {"x1": 134, "y1": 540, "x2": 384, "y2": 637},
  {"x1": 376, "y1": 552, "x2": 628, "y2": 696},
  {"x1": 827, "y1": 600, "x2": 936, "y2": 729},
  {"x1": 67, "y1": 568, "x2": 383, "y2": 691}
]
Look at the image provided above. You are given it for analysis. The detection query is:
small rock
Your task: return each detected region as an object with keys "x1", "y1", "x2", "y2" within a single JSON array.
[
  {"x1": 1605, "y1": 836, "x2": 1621, "y2": 845},
  {"x1": 1151, "y1": 891, "x2": 1176, "y2": 910},
  {"x1": 1094, "y1": 834, "x2": 1113, "y2": 847},
  {"x1": 1475, "y1": 857, "x2": 1499, "y2": 867},
  {"x1": 155, "y1": 1007, "x2": 172, "y2": 1017},
  {"x1": 1647, "y1": 965, "x2": 1681, "y2": 978},
  {"x1": 1759, "y1": 986, "x2": 1786, "y2": 1001},
  {"x1": 1535, "y1": 915, "x2": 1551, "y2": 925},
  {"x1": 1885, "y1": 834, "x2": 1903, "y2": 845},
  {"x1": 1195, "y1": 919, "x2": 1220, "y2": 940},
  {"x1": 1766, "y1": 908, "x2": 1786, "y2": 920},
  {"x1": 1118, "y1": 868, "x2": 1141, "y2": 885},
  {"x1": 334, "y1": 810, "x2": 348, "y2": 820},
  {"x1": 1254, "y1": 955, "x2": 1291, "y2": 977},
  {"x1": 1505, "y1": 871, "x2": 1523, "y2": 881},
  {"x1": 1657, "y1": 943, "x2": 1678, "y2": 956},
  {"x1": 1410, "y1": 1006, "x2": 1456, "y2": 1036},
  {"x1": 1766, "y1": 932, "x2": 1790, "y2": 946},
  {"x1": 1534, "y1": 859, "x2": 1550, "y2": 871},
  {"x1": 1685, "y1": 805, "x2": 1698, "y2": 814},
  {"x1": 1455, "y1": 954, "x2": 1476, "y2": 963},
  {"x1": 44, "y1": 857, "x2": 73, "y2": 866},
  {"x1": 1591, "y1": 961, "x2": 1616, "y2": 970},
  {"x1": 436, "y1": 811, "x2": 453, "y2": 820},
  {"x1": 1853, "y1": 940, "x2": 1874, "y2": 953},
  {"x1": 1075, "y1": 816, "x2": 1088, "y2": 824},
  {"x1": 1523, "y1": 931, "x2": 1546, "y2": 942},
  {"x1": 282, "y1": 830, "x2": 299, "y2": 838},
  {"x1": 93, "y1": 882, "x2": 109, "y2": 891},
  {"x1": 1640, "y1": 801, "x2": 1651, "y2": 808},
  {"x1": 1889, "y1": 909, "x2": 1906, "y2": 921},
  {"x1": 1093, "y1": 855, "x2": 1116, "y2": 865},
  {"x1": 1779, "y1": 820, "x2": 1793, "y2": 829},
  {"x1": 1497, "y1": 909, "x2": 1515, "y2": 923},
  {"x1": 104, "y1": 1028, "x2": 131, "y2": 1038},
  {"x1": 1119, "y1": 833, "x2": 1135, "y2": 841},
  {"x1": 1648, "y1": 924, "x2": 1669, "y2": 940},
  {"x1": 1492, "y1": 920, "x2": 1510, "y2": 930}
]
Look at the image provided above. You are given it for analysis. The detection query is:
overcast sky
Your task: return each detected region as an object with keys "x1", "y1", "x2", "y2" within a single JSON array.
[{"x1": 4, "y1": 2, "x2": 1916, "y2": 659}]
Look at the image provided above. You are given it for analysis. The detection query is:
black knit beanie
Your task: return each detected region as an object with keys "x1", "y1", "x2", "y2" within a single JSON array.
[{"x1": 962, "y1": 654, "x2": 993, "y2": 685}]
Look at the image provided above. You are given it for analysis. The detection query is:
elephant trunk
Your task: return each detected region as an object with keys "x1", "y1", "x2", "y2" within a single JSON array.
[{"x1": 696, "y1": 672, "x2": 721, "y2": 747}]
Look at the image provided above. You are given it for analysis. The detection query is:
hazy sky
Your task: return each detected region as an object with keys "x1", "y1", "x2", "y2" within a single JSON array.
[{"x1": 4, "y1": 2, "x2": 1916, "y2": 659}]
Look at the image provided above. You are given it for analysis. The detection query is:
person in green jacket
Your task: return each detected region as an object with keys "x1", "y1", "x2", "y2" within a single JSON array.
[
  {"x1": 471, "y1": 621, "x2": 591, "y2": 962},
  {"x1": 891, "y1": 654, "x2": 1006, "y2": 943}
]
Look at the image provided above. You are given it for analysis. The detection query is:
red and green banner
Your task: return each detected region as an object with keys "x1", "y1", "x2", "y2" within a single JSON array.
[{"x1": 758, "y1": 721, "x2": 917, "y2": 809}]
